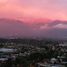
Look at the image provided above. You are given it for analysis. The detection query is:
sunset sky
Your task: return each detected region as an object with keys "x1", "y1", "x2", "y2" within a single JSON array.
[
  {"x1": 0, "y1": 0, "x2": 67, "y2": 22},
  {"x1": 0, "y1": 0, "x2": 67, "y2": 38}
]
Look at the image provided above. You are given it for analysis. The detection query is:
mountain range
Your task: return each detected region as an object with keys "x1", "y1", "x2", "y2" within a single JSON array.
[{"x1": 0, "y1": 18, "x2": 67, "y2": 39}]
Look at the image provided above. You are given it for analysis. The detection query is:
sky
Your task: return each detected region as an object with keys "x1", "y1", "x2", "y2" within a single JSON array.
[
  {"x1": 0, "y1": 0, "x2": 67, "y2": 38},
  {"x1": 0, "y1": 0, "x2": 67, "y2": 22}
]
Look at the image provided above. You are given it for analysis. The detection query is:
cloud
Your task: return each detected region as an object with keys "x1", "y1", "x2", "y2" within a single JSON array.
[
  {"x1": 33, "y1": 20, "x2": 67, "y2": 30},
  {"x1": 0, "y1": 0, "x2": 8, "y2": 3},
  {"x1": 0, "y1": 0, "x2": 67, "y2": 21},
  {"x1": 53, "y1": 24, "x2": 67, "y2": 29}
]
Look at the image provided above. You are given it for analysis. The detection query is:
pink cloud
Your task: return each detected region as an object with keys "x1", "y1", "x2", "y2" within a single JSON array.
[
  {"x1": 0, "y1": 0, "x2": 67, "y2": 22},
  {"x1": 53, "y1": 24, "x2": 67, "y2": 29}
]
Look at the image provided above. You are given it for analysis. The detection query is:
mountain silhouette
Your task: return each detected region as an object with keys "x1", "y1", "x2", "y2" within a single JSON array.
[{"x1": 0, "y1": 18, "x2": 67, "y2": 39}]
